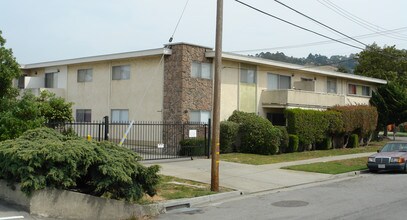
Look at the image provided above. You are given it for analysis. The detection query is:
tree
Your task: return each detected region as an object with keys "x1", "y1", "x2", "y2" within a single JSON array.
[
  {"x1": 0, "y1": 30, "x2": 21, "y2": 100},
  {"x1": 355, "y1": 43, "x2": 407, "y2": 86},
  {"x1": 0, "y1": 32, "x2": 73, "y2": 141},
  {"x1": 355, "y1": 44, "x2": 407, "y2": 136}
]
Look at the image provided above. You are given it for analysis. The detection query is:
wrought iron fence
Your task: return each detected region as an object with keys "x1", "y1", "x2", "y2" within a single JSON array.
[{"x1": 48, "y1": 119, "x2": 211, "y2": 160}]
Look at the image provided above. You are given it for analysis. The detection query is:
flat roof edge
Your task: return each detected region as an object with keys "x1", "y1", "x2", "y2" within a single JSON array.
[
  {"x1": 206, "y1": 51, "x2": 387, "y2": 84},
  {"x1": 21, "y1": 48, "x2": 171, "y2": 69}
]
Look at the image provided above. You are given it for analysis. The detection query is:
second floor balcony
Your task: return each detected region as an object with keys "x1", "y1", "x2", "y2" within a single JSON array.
[{"x1": 261, "y1": 89, "x2": 347, "y2": 109}]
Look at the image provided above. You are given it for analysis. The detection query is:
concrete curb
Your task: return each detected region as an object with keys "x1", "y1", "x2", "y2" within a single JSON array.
[
  {"x1": 0, "y1": 180, "x2": 164, "y2": 220},
  {"x1": 160, "y1": 191, "x2": 243, "y2": 211}
]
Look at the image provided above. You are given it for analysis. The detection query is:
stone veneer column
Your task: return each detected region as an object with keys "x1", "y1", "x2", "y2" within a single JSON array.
[{"x1": 163, "y1": 44, "x2": 213, "y2": 123}]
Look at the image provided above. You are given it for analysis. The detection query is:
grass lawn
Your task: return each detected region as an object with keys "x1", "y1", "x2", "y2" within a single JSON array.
[
  {"x1": 140, "y1": 175, "x2": 231, "y2": 204},
  {"x1": 281, "y1": 157, "x2": 368, "y2": 174},
  {"x1": 220, "y1": 140, "x2": 387, "y2": 165}
]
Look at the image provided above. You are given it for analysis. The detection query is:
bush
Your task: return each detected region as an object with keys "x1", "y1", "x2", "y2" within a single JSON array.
[
  {"x1": 349, "y1": 134, "x2": 359, "y2": 148},
  {"x1": 220, "y1": 121, "x2": 239, "y2": 153},
  {"x1": 179, "y1": 138, "x2": 206, "y2": 156},
  {"x1": 276, "y1": 126, "x2": 289, "y2": 154},
  {"x1": 228, "y1": 111, "x2": 281, "y2": 155},
  {"x1": 288, "y1": 135, "x2": 299, "y2": 153},
  {"x1": 316, "y1": 137, "x2": 332, "y2": 150},
  {"x1": 0, "y1": 127, "x2": 160, "y2": 202}
]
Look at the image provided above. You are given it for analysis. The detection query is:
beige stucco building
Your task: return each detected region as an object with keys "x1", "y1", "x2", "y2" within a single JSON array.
[{"x1": 18, "y1": 43, "x2": 386, "y2": 125}]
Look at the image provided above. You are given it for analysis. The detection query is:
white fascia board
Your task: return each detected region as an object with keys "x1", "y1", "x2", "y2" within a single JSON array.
[
  {"x1": 21, "y1": 48, "x2": 172, "y2": 69},
  {"x1": 206, "y1": 51, "x2": 387, "y2": 85}
]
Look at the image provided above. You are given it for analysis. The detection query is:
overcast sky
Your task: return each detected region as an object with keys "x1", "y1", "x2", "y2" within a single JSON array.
[{"x1": 1, "y1": 0, "x2": 406, "y2": 64}]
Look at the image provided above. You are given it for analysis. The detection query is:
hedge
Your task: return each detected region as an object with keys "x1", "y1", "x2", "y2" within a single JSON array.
[
  {"x1": 276, "y1": 126, "x2": 289, "y2": 154},
  {"x1": 288, "y1": 135, "x2": 299, "y2": 153},
  {"x1": 349, "y1": 134, "x2": 359, "y2": 148},
  {"x1": 220, "y1": 121, "x2": 239, "y2": 153},
  {"x1": 228, "y1": 111, "x2": 282, "y2": 155},
  {"x1": 179, "y1": 138, "x2": 206, "y2": 156},
  {"x1": 0, "y1": 127, "x2": 160, "y2": 202}
]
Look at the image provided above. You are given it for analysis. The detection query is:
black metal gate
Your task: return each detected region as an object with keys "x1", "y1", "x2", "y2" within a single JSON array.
[{"x1": 50, "y1": 119, "x2": 211, "y2": 160}]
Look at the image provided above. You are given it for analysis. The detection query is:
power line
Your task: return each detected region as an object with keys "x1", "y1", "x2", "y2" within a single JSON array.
[
  {"x1": 229, "y1": 27, "x2": 407, "y2": 54},
  {"x1": 169, "y1": 0, "x2": 190, "y2": 43},
  {"x1": 234, "y1": 0, "x2": 364, "y2": 50},
  {"x1": 274, "y1": 0, "x2": 367, "y2": 47},
  {"x1": 318, "y1": 0, "x2": 407, "y2": 41}
]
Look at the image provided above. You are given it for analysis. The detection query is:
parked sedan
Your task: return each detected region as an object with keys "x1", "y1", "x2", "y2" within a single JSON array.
[{"x1": 367, "y1": 141, "x2": 407, "y2": 173}]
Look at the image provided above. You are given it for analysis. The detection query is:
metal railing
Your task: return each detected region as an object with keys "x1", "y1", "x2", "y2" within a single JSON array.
[{"x1": 47, "y1": 118, "x2": 211, "y2": 160}]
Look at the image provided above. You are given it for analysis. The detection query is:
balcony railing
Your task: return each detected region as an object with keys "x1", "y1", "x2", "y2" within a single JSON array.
[
  {"x1": 261, "y1": 89, "x2": 347, "y2": 109},
  {"x1": 21, "y1": 88, "x2": 66, "y2": 98}
]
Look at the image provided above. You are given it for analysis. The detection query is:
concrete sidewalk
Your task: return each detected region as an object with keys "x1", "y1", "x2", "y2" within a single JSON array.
[{"x1": 145, "y1": 152, "x2": 372, "y2": 194}]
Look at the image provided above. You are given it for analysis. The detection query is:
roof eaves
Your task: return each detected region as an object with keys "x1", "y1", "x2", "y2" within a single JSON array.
[
  {"x1": 206, "y1": 51, "x2": 387, "y2": 85},
  {"x1": 21, "y1": 48, "x2": 172, "y2": 69}
]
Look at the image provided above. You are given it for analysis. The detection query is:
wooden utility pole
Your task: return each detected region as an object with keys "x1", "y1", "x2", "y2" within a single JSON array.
[{"x1": 211, "y1": 0, "x2": 223, "y2": 192}]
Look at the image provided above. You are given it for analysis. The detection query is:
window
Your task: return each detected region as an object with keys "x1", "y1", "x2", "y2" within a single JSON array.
[
  {"x1": 112, "y1": 65, "x2": 130, "y2": 80},
  {"x1": 327, "y1": 77, "x2": 337, "y2": 93},
  {"x1": 76, "y1": 109, "x2": 91, "y2": 122},
  {"x1": 240, "y1": 64, "x2": 257, "y2": 83},
  {"x1": 191, "y1": 62, "x2": 212, "y2": 79},
  {"x1": 267, "y1": 73, "x2": 291, "y2": 90},
  {"x1": 111, "y1": 109, "x2": 129, "y2": 122},
  {"x1": 45, "y1": 72, "x2": 58, "y2": 88},
  {"x1": 348, "y1": 84, "x2": 371, "y2": 96},
  {"x1": 189, "y1": 110, "x2": 211, "y2": 123},
  {"x1": 77, "y1": 69, "x2": 93, "y2": 82}
]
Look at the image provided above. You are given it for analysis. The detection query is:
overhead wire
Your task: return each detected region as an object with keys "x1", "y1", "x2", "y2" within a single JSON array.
[
  {"x1": 274, "y1": 0, "x2": 367, "y2": 47},
  {"x1": 228, "y1": 26, "x2": 407, "y2": 53},
  {"x1": 234, "y1": 0, "x2": 364, "y2": 50},
  {"x1": 317, "y1": 0, "x2": 407, "y2": 41},
  {"x1": 168, "y1": 0, "x2": 190, "y2": 43}
]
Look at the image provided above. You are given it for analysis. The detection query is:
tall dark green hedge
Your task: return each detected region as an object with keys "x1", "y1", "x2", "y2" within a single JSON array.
[
  {"x1": 285, "y1": 109, "x2": 341, "y2": 150},
  {"x1": 0, "y1": 127, "x2": 160, "y2": 202},
  {"x1": 220, "y1": 121, "x2": 239, "y2": 153},
  {"x1": 288, "y1": 135, "x2": 299, "y2": 153},
  {"x1": 228, "y1": 111, "x2": 281, "y2": 155}
]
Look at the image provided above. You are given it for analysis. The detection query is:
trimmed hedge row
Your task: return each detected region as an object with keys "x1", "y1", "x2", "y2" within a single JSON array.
[{"x1": 285, "y1": 105, "x2": 378, "y2": 150}]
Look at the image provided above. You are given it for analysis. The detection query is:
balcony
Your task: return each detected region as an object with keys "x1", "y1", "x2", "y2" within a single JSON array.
[
  {"x1": 261, "y1": 89, "x2": 347, "y2": 109},
  {"x1": 21, "y1": 88, "x2": 66, "y2": 98},
  {"x1": 18, "y1": 76, "x2": 65, "y2": 98}
]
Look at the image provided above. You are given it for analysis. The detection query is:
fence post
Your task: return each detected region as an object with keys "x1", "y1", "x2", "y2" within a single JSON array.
[
  {"x1": 207, "y1": 118, "x2": 211, "y2": 159},
  {"x1": 103, "y1": 116, "x2": 109, "y2": 141}
]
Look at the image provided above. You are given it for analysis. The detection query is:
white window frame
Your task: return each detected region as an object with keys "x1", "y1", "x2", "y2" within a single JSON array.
[
  {"x1": 348, "y1": 83, "x2": 371, "y2": 97},
  {"x1": 267, "y1": 73, "x2": 291, "y2": 90},
  {"x1": 76, "y1": 109, "x2": 92, "y2": 122},
  {"x1": 327, "y1": 77, "x2": 337, "y2": 94},
  {"x1": 240, "y1": 64, "x2": 257, "y2": 84},
  {"x1": 112, "y1": 65, "x2": 130, "y2": 80},
  {"x1": 77, "y1": 68, "x2": 93, "y2": 82},
  {"x1": 111, "y1": 109, "x2": 129, "y2": 122},
  {"x1": 189, "y1": 110, "x2": 211, "y2": 123},
  {"x1": 191, "y1": 62, "x2": 212, "y2": 79}
]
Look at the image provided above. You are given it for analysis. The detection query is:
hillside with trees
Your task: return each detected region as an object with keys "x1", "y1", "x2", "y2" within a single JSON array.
[{"x1": 255, "y1": 51, "x2": 357, "y2": 73}]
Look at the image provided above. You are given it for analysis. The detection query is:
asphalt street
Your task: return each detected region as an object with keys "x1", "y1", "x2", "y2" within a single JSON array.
[{"x1": 157, "y1": 173, "x2": 407, "y2": 220}]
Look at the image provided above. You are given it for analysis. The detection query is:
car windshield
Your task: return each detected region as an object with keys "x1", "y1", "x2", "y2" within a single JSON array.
[{"x1": 380, "y1": 143, "x2": 407, "y2": 152}]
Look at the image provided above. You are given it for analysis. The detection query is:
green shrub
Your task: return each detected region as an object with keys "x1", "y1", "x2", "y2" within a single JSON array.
[
  {"x1": 276, "y1": 126, "x2": 289, "y2": 154},
  {"x1": 220, "y1": 121, "x2": 239, "y2": 153},
  {"x1": 179, "y1": 138, "x2": 206, "y2": 156},
  {"x1": 288, "y1": 135, "x2": 299, "y2": 153},
  {"x1": 349, "y1": 134, "x2": 359, "y2": 148},
  {"x1": 228, "y1": 111, "x2": 281, "y2": 155},
  {"x1": 316, "y1": 137, "x2": 332, "y2": 150},
  {"x1": 0, "y1": 127, "x2": 160, "y2": 202}
]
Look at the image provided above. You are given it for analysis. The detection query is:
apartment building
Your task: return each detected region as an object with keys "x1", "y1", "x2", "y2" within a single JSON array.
[{"x1": 18, "y1": 43, "x2": 387, "y2": 125}]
